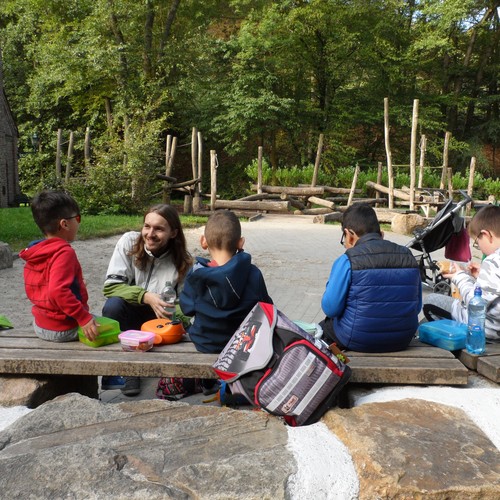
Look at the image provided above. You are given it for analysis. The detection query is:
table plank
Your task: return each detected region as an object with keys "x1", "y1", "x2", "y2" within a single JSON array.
[
  {"x1": 477, "y1": 356, "x2": 500, "y2": 383},
  {"x1": 347, "y1": 357, "x2": 469, "y2": 385},
  {"x1": 0, "y1": 348, "x2": 218, "y2": 378}
]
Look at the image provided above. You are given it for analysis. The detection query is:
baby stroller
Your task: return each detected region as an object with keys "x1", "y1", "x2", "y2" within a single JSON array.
[{"x1": 406, "y1": 190, "x2": 472, "y2": 296}]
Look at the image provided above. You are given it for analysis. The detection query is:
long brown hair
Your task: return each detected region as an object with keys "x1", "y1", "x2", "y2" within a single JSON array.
[{"x1": 130, "y1": 204, "x2": 192, "y2": 281}]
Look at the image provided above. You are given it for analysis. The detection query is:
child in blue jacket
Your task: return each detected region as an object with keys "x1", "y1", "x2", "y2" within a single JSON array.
[
  {"x1": 157, "y1": 210, "x2": 272, "y2": 400},
  {"x1": 320, "y1": 203, "x2": 422, "y2": 352}
]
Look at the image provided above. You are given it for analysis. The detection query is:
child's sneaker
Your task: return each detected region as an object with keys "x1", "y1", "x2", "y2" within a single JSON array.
[
  {"x1": 156, "y1": 377, "x2": 203, "y2": 401},
  {"x1": 101, "y1": 376, "x2": 126, "y2": 390}
]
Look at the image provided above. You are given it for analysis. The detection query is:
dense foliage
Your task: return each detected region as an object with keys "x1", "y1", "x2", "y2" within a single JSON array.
[{"x1": 1, "y1": 0, "x2": 499, "y2": 211}]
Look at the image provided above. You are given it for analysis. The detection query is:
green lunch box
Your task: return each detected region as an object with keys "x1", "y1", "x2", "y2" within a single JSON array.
[{"x1": 78, "y1": 316, "x2": 121, "y2": 348}]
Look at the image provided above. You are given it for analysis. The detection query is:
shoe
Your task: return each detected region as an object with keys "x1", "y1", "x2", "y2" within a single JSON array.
[
  {"x1": 200, "y1": 378, "x2": 220, "y2": 396},
  {"x1": 121, "y1": 377, "x2": 141, "y2": 396},
  {"x1": 156, "y1": 377, "x2": 203, "y2": 401},
  {"x1": 101, "y1": 376, "x2": 126, "y2": 390}
]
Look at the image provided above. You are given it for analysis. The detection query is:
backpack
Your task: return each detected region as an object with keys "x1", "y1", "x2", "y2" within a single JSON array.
[{"x1": 213, "y1": 302, "x2": 351, "y2": 426}]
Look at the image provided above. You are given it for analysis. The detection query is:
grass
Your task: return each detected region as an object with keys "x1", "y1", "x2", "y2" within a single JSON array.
[{"x1": 0, "y1": 207, "x2": 208, "y2": 252}]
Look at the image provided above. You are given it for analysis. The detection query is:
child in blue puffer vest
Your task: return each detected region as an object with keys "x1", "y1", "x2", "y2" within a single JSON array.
[{"x1": 320, "y1": 203, "x2": 422, "y2": 352}]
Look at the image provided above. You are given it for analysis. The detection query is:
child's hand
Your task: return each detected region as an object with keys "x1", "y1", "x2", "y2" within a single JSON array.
[
  {"x1": 467, "y1": 261, "x2": 481, "y2": 279},
  {"x1": 82, "y1": 318, "x2": 98, "y2": 342}
]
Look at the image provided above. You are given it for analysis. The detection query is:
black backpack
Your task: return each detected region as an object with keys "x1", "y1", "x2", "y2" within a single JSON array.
[{"x1": 213, "y1": 302, "x2": 351, "y2": 426}]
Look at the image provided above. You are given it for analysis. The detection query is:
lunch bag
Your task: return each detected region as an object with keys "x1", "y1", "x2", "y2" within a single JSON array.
[{"x1": 213, "y1": 302, "x2": 351, "y2": 426}]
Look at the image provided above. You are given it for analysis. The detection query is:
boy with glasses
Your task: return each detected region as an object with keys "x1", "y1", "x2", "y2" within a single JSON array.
[
  {"x1": 320, "y1": 203, "x2": 422, "y2": 352},
  {"x1": 20, "y1": 190, "x2": 98, "y2": 342},
  {"x1": 423, "y1": 205, "x2": 500, "y2": 341}
]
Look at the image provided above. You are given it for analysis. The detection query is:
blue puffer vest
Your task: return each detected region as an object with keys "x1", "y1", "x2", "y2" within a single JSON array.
[{"x1": 334, "y1": 233, "x2": 421, "y2": 352}]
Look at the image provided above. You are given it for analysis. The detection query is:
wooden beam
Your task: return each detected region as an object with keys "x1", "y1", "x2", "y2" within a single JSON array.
[
  {"x1": 251, "y1": 185, "x2": 324, "y2": 196},
  {"x1": 214, "y1": 200, "x2": 291, "y2": 212}
]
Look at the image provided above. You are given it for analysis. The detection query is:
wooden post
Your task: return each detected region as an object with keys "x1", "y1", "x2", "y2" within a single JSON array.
[
  {"x1": 210, "y1": 150, "x2": 217, "y2": 211},
  {"x1": 447, "y1": 167, "x2": 453, "y2": 200},
  {"x1": 84, "y1": 127, "x2": 91, "y2": 170},
  {"x1": 409, "y1": 99, "x2": 419, "y2": 211},
  {"x1": 375, "y1": 161, "x2": 382, "y2": 207},
  {"x1": 311, "y1": 133, "x2": 324, "y2": 187},
  {"x1": 193, "y1": 131, "x2": 203, "y2": 212},
  {"x1": 56, "y1": 128, "x2": 63, "y2": 179},
  {"x1": 191, "y1": 127, "x2": 198, "y2": 180},
  {"x1": 466, "y1": 157, "x2": 476, "y2": 216},
  {"x1": 165, "y1": 135, "x2": 172, "y2": 174},
  {"x1": 167, "y1": 136, "x2": 177, "y2": 175},
  {"x1": 384, "y1": 98, "x2": 394, "y2": 209},
  {"x1": 418, "y1": 134, "x2": 426, "y2": 189},
  {"x1": 65, "y1": 131, "x2": 74, "y2": 183},
  {"x1": 440, "y1": 131, "x2": 451, "y2": 190},
  {"x1": 347, "y1": 164, "x2": 360, "y2": 207},
  {"x1": 257, "y1": 146, "x2": 263, "y2": 194}
]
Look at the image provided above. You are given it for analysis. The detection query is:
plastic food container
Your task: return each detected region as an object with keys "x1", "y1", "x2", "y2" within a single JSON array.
[
  {"x1": 78, "y1": 316, "x2": 121, "y2": 348},
  {"x1": 141, "y1": 319, "x2": 186, "y2": 345},
  {"x1": 118, "y1": 330, "x2": 155, "y2": 352},
  {"x1": 418, "y1": 319, "x2": 467, "y2": 351}
]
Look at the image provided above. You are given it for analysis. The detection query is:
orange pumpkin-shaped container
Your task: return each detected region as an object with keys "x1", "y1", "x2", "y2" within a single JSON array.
[{"x1": 141, "y1": 319, "x2": 186, "y2": 345}]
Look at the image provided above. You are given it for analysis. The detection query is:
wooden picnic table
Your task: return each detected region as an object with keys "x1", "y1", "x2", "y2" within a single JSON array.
[{"x1": 0, "y1": 330, "x2": 470, "y2": 386}]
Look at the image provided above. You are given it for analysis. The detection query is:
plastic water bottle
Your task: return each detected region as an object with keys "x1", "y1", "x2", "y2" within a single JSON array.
[
  {"x1": 161, "y1": 281, "x2": 176, "y2": 321},
  {"x1": 466, "y1": 286, "x2": 486, "y2": 355}
]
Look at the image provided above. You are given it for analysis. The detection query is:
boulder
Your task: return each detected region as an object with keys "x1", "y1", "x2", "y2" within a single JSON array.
[
  {"x1": 0, "y1": 393, "x2": 294, "y2": 499},
  {"x1": 0, "y1": 242, "x2": 13, "y2": 270},
  {"x1": 391, "y1": 213, "x2": 427, "y2": 236},
  {"x1": 323, "y1": 398, "x2": 500, "y2": 499},
  {"x1": 0, "y1": 375, "x2": 98, "y2": 408}
]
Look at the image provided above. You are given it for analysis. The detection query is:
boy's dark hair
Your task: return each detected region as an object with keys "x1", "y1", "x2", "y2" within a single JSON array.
[
  {"x1": 342, "y1": 203, "x2": 381, "y2": 237},
  {"x1": 205, "y1": 210, "x2": 241, "y2": 253},
  {"x1": 31, "y1": 190, "x2": 80, "y2": 235},
  {"x1": 468, "y1": 205, "x2": 500, "y2": 238}
]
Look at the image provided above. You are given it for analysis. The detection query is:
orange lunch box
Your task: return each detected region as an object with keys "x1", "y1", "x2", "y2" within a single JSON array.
[{"x1": 141, "y1": 319, "x2": 186, "y2": 345}]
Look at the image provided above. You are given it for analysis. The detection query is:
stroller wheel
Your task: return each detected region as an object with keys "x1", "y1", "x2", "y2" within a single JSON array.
[{"x1": 433, "y1": 281, "x2": 451, "y2": 296}]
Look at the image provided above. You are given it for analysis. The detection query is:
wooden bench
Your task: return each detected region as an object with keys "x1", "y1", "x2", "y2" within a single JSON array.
[
  {"x1": 459, "y1": 343, "x2": 500, "y2": 384},
  {"x1": 0, "y1": 330, "x2": 469, "y2": 386}
]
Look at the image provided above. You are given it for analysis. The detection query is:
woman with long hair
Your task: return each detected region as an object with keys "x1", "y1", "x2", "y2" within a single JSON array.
[{"x1": 101, "y1": 204, "x2": 192, "y2": 396}]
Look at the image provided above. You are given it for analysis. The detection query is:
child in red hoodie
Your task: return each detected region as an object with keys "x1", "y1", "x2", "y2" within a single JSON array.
[{"x1": 19, "y1": 191, "x2": 98, "y2": 342}]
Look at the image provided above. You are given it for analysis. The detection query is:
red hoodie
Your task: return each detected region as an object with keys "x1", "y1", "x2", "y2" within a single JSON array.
[{"x1": 19, "y1": 238, "x2": 92, "y2": 331}]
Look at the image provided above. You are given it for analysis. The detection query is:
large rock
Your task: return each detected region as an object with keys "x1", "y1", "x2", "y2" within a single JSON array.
[
  {"x1": 0, "y1": 242, "x2": 13, "y2": 270},
  {"x1": 0, "y1": 375, "x2": 98, "y2": 408},
  {"x1": 323, "y1": 398, "x2": 500, "y2": 499},
  {"x1": 391, "y1": 213, "x2": 427, "y2": 236},
  {"x1": 0, "y1": 393, "x2": 294, "y2": 499}
]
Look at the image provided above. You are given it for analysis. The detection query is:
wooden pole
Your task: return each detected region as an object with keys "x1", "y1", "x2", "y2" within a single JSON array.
[
  {"x1": 191, "y1": 127, "x2": 198, "y2": 180},
  {"x1": 440, "y1": 131, "x2": 451, "y2": 190},
  {"x1": 466, "y1": 157, "x2": 476, "y2": 216},
  {"x1": 409, "y1": 99, "x2": 419, "y2": 211},
  {"x1": 311, "y1": 133, "x2": 324, "y2": 187},
  {"x1": 375, "y1": 161, "x2": 382, "y2": 207},
  {"x1": 257, "y1": 146, "x2": 263, "y2": 195},
  {"x1": 55, "y1": 128, "x2": 63, "y2": 179},
  {"x1": 165, "y1": 135, "x2": 172, "y2": 174},
  {"x1": 65, "y1": 131, "x2": 74, "y2": 183},
  {"x1": 347, "y1": 164, "x2": 360, "y2": 207},
  {"x1": 193, "y1": 131, "x2": 203, "y2": 212},
  {"x1": 447, "y1": 167, "x2": 454, "y2": 200},
  {"x1": 84, "y1": 127, "x2": 91, "y2": 170},
  {"x1": 384, "y1": 98, "x2": 394, "y2": 209},
  {"x1": 167, "y1": 136, "x2": 177, "y2": 175},
  {"x1": 210, "y1": 150, "x2": 217, "y2": 211},
  {"x1": 418, "y1": 134, "x2": 426, "y2": 189}
]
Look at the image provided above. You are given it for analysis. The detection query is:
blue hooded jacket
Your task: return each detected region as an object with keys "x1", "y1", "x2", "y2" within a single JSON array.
[{"x1": 179, "y1": 251, "x2": 272, "y2": 353}]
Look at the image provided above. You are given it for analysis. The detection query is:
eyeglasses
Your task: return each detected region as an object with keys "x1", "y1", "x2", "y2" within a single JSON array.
[
  {"x1": 340, "y1": 228, "x2": 353, "y2": 246},
  {"x1": 472, "y1": 231, "x2": 484, "y2": 250},
  {"x1": 67, "y1": 214, "x2": 81, "y2": 223}
]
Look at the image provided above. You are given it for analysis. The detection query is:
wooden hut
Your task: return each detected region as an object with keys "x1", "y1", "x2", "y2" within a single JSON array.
[{"x1": 0, "y1": 48, "x2": 20, "y2": 208}]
